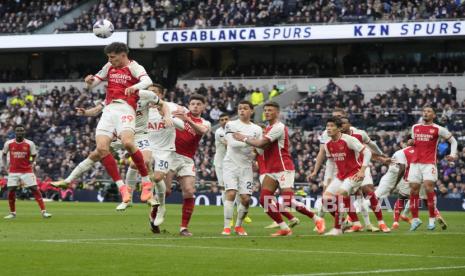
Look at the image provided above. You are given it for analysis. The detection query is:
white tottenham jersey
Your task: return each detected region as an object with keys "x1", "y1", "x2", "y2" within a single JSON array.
[
  {"x1": 223, "y1": 120, "x2": 262, "y2": 168},
  {"x1": 214, "y1": 127, "x2": 227, "y2": 166},
  {"x1": 135, "y1": 90, "x2": 160, "y2": 135},
  {"x1": 147, "y1": 102, "x2": 179, "y2": 151}
]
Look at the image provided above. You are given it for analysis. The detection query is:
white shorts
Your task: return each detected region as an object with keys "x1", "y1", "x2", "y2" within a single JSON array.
[
  {"x1": 153, "y1": 149, "x2": 174, "y2": 173},
  {"x1": 170, "y1": 153, "x2": 195, "y2": 177},
  {"x1": 96, "y1": 102, "x2": 136, "y2": 138},
  {"x1": 223, "y1": 162, "x2": 254, "y2": 195},
  {"x1": 215, "y1": 164, "x2": 224, "y2": 187},
  {"x1": 7, "y1": 173, "x2": 37, "y2": 187},
  {"x1": 361, "y1": 167, "x2": 373, "y2": 186},
  {"x1": 407, "y1": 163, "x2": 438, "y2": 183},
  {"x1": 326, "y1": 177, "x2": 362, "y2": 195},
  {"x1": 396, "y1": 179, "x2": 411, "y2": 197},
  {"x1": 265, "y1": 170, "x2": 295, "y2": 189},
  {"x1": 375, "y1": 165, "x2": 400, "y2": 198},
  {"x1": 135, "y1": 133, "x2": 151, "y2": 151}
]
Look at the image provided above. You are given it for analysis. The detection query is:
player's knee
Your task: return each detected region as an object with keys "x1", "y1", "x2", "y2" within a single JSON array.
[
  {"x1": 153, "y1": 172, "x2": 164, "y2": 182},
  {"x1": 96, "y1": 146, "x2": 110, "y2": 157}
]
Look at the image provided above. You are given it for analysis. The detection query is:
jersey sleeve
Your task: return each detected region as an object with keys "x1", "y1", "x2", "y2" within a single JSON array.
[
  {"x1": 392, "y1": 150, "x2": 407, "y2": 165},
  {"x1": 360, "y1": 130, "x2": 371, "y2": 144},
  {"x1": 324, "y1": 143, "x2": 331, "y2": 158},
  {"x1": 129, "y1": 61, "x2": 149, "y2": 80},
  {"x1": 202, "y1": 119, "x2": 212, "y2": 130},
  {"x1": 318, "y1": 131, "x2": 329, "y2": 144},
  {"x1": 29, "y1": 141, "x2": 37, "y2": 155},
  {"x1": 255, "y1": 125, "x2": 263, "y2": 139},
  {"x1": 2, "y1": 140, "x2": 10, "y2": 154},
  {"x1": 138, "y1": 90, "x2": 160, "y2": 105},
  {"x1": 94, "y1": 62, "x2": 111, "y2": 80},
  {"x1": 344, "y1": 135, "x2": 365, "y2": 153},
  {"x1": 438, "y1": 125, "x2": 452, "y2": 140},
  {"x1": 264, "y1": 123, "x2": 284, "y2": 142}
]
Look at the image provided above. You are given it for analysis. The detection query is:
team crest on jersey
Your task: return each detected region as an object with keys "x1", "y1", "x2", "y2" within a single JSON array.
[
  {"x1": 22, "y1": 145, "x2": 28, "y2": 150},
  {"x1": 429, "y1": 129, "x2": 435, "y2": 133}
]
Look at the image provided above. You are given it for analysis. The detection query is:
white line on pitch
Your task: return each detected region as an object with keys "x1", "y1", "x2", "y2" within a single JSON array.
[
  {"x1": 34, "y1": 240, "x2": 465, "y2": 260},
  {"x1": 34, "y1": 231, "x2": 465, "y2": 243},
  {"x1": 275, "y1": 265, "x2": 465, "y2": 276}
]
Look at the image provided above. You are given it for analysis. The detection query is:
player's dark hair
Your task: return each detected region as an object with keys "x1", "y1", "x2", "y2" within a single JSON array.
[
  {"x1": 423, "y1": 105, "x2": 436, "y2": 113},
  {"x1": 189, "y1": 94, "x2": 206, "y2": 104},
  {"x1": 264, "y1": 101, "x2": 280, "y2": 110},
  {"x1": 332, "y1": 108, "x2": 347, "y2": 116},
  {"x1": 326, "y1": 117, "x2": 342, "y2": 128},
  {"x1": 104, "y1": 42, "x2": 129, "y2": 54},
  {"x1": 238, "y1": 100, "x2": 254, "y2": 110},
  {"x1": 150, "y1": 84, "x2": 164, "y2": 94},
  {"x1": 14, "y1": 124, "x2": 24, "y2": 130},
  {"x1": 219, "y1": 113, "x2": 229, "y2": 118}
]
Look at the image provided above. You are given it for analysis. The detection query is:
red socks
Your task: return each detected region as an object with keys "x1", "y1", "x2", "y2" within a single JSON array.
[
  {"x1": 32, "y1": 189, "x2": 45, "y2": 211},
  {"x1": 101, "y1": 154, "x2": 122, "y2": 182},
  {"x1": 426, "y1": 191, "x2": 436, "y2": 218},
  {"x1": 130, "y1": 150, "x2": 148, "y2": 177},
  {"x1": 282, "y1": 190, "x2": 315, "y2": 219},
  {"x1": 275, "y1": 202, "x2": 295, "y2": 220},
  {"x1": 393, "y1": 199, "x2": 405, "y2": 222},
  {"x1": 366, "y1": 192, "x2": 383, "y2": 221},
  {"x1": 343, "y1": 196, "x2": 359, "y2": 222},
  {"x1": 410, "y1": 193, "x2": 420, "y2": 219},
  {"x1": 181, "y1": 198, "x2": 195, "y2": 228},
  {"x1": 324, "y1": 197, "x2": 341, "y2": 229},
  {"x1": 259, "y1": 189, "x2": 283, "y2": 224},
  {"x1": 8, "y1": 190, "x2": 16, "y2": 213}
]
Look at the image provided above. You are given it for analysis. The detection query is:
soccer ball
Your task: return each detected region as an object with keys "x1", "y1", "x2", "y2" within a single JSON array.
[{"x1": 93, "y1": 19, "x2": 114, "y2": 38}]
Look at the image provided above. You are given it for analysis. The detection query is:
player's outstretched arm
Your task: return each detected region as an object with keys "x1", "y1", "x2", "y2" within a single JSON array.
[
  {"x1": 84, "y1": 74, "x2": 102, "y2": 89},
  {"x1": 311, "y1": 144, "x2": 326, "y2": 178},
  {"x1": 232, "y1": 132, "x2": 270, "y2": 149},
  {"x1": 367, "y1": 140, "x2": 384, "y2": 155},
  {"x1": 76, "y1": 104, "x2": 104, "y2": 117},
  {"x1": 446, "y1": 136, "x2": 458, "y2": 161}
]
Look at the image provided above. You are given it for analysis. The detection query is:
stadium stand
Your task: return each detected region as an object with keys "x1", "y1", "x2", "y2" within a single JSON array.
[
  {"x1": 56, "y1": 0, "x2": 465, "y2": 32},
  {"x1": 0, "y1": 0, "x2": 82, "y2": 34}
]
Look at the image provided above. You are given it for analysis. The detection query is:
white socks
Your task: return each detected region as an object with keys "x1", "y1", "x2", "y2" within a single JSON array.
[
  {"x1": 125, "y1": 167, "x2": 138, "y2": 191},
  {"x1": 65, "y1": 158, "x2": 95, "y2": 183},
  {"x1": 402, "y1": 200, "x2": 410, "y2": 216},
  {"x1": 235, "y1": 203, "x2": 249, "y2": 227},
  {"x1": 155, "y1": 179, "x2": 166, "y2": 207},
  {"x1": 359, "y1": 197, "x2": 371, "y2": 226},
  {"x1": 224, "y1": 200, "x2": 234, "y2": 228}
]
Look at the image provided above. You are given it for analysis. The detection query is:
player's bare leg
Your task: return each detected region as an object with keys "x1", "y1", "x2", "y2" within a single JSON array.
[
  {"x1": 179, "y1": 176, "x2": 196, "y2": 236},
  {"x1": 52, "y1": 150, "x2": 100, "y2": 188},
  {"x1": 409, "y1": 182, "x2": 422, "y2": 231},
  {"x1": 423, "y1": 180, "x2": 438, "y2": 230},
  {"x1": 362, "y1": 184, "x2": 390, "y2": 233},
  {"x1": 120, "y1": 130, "x2": 154, "y2": 203},
  {"x1": 260, "y1": 176, "x2": 291, "y2": 236}
]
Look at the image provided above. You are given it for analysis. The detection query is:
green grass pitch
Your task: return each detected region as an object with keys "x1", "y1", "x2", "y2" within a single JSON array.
[{"x1": 1, "y1": 200, "x2": 465, "y2": 275}]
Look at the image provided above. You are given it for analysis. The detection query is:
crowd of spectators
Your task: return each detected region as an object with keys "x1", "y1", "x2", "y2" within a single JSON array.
[
  {"x1": 1, "y1": 0, "x2": 464, "y2": 35},
  {"x1": 0, "y1": 0, "x2": 81, "y2": 34},
  {"x1": 287, "y1": 79, "x2": 463, "y2": 131},
  {"x1": 0, "y1": 80, "x2": 463, "y2": 200},
  {"x1": 57, "y1": 0, "x2": 465, "y2": 33}
]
